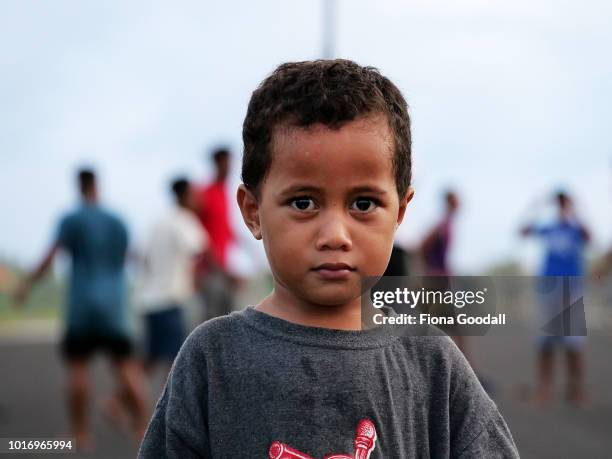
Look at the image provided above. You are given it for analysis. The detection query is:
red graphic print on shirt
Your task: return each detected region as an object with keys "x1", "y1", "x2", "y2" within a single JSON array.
[{"x1": 268, "y1": 419, "x2": 377, "y2": 459}]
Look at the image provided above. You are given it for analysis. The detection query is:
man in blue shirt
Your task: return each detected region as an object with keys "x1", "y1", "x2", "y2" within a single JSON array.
[
  {"x1": 14, "y1": 169, "x2": 148, "y2": 450},
  {"x1": 521, "y1": 190, "x2": 590, "y2": 406}
]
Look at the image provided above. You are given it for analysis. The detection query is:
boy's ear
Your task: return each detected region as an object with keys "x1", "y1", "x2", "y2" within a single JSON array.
[
  {"x1": 396, "y1": 186, "x2": 415, "y2": 227},
  {"x1": 237, "y1": 184, "x2": 262, "y2": 240}
]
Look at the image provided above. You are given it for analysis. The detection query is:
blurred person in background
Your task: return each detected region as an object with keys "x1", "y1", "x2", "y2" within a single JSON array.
[
  {"x1": 420, "y1": 190, "x2": 468, "y2": 353},
  {"x1": 420, "y1": 190, "x2": 459, "y2": 277},
  {"x1": 136, "y1": 177, "x2": 207, "y2": 377},
  {"x1": 520, "y1": 190, "x2": 591, "y2": 406},
  {"x1": 196, "y1": 147, "x2": 242, "y2": 321},
  {"x1": 13, "y1": 168, "x2": 148, "y2": 450}
]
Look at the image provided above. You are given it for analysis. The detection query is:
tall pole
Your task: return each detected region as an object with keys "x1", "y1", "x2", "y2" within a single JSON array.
[{"x1": 322, "y1": 0, "x2": 336, "y2": 59}]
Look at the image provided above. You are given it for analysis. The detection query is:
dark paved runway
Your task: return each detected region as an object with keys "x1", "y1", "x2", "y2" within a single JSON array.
[
  {"x1": 1, "y1": 334, "x2": 610, "y2": 458},
  {"x1": 0, "y1": 340, "x2": 164, "y2": 459}
]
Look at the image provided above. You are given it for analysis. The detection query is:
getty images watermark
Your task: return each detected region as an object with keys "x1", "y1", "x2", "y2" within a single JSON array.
[
  {"x1": 370, "y1": 284, "x2": 497, "y2": 325},
  {"x1": 360, "y1": 276, "x2": 611, "y2": 337}
]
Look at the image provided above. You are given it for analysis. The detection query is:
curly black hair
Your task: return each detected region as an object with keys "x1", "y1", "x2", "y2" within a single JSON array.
[{"x1": 242, "y1": 59, "x2": 412, "y2": 198}]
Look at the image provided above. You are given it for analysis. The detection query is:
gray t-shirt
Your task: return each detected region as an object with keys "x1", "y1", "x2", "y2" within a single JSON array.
[{"x1": 138, "y1": 307, "x2": 518, "y2": 458}]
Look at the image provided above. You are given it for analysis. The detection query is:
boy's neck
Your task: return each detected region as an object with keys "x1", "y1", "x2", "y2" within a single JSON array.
[{"x1": 256, "y1": 287, "x2": 363, "y2": 331}]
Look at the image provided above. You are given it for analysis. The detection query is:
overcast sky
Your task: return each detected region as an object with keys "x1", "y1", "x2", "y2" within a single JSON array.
[{"x1": 2, "y1": 0, "x2": 611, "y2": 274}]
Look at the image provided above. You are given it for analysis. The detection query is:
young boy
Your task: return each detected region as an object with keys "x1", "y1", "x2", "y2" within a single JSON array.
[{"x1": 138, "y1": 60, "x2": 519, "y2": 458}]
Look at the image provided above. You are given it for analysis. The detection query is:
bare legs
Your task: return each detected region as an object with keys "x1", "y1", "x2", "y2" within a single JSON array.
[
  {"x1": 66, "y1": 359, "x2": 93, "y2": 450},
  {"x1": 565, "y1": 348, "x2": 587, "y2": 406},
  {"x1": 67, "y1": 357, "x2": 149, "y2": 451},
  {"x1": 109, "y1": 358, "x2": 149, "y2": 441},
  {"x1": 535, "y1": 347, "x2": 554, "y2": 405},
  {"x1": 535, "y1": 345, "x2": 586, "y2": 407}
]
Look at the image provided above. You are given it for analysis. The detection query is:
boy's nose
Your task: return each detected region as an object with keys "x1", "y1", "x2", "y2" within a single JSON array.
[{"x1": 315, "y1": 211, "x2": 353, "y2": 251}]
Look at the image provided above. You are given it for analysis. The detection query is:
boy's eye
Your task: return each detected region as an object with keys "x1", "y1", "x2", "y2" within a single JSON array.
[
  {"x1": 290, "y1": 197, "x2": 316, "y2": 211},
  {"x1": 351, "y1": 198, "x2": 378, "y2": 213}
]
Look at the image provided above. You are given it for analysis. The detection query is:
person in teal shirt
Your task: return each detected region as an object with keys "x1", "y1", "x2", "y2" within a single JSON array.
[{"x1": 15, "y1": 169, "x2": 148, "y2": 451}]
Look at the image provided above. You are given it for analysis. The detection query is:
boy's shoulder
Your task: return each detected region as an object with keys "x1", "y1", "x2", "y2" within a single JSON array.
[
  {"x1": 169, "y1": 311, "x2": 251, "y2": 377},
  {"x1": 182, "y1": 309, "x2": 248, "y2": 348},
  {"x1": 398, "y1": 333, "x2": 459, "y2": 352},
  {"x1": 395, "y1": 333, "x2": 469, "y2": 377}
]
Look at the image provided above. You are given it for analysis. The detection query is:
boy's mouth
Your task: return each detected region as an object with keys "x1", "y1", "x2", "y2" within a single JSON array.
[{"x1": 312, "y1": 262, "x2": 356, "y2": 280}]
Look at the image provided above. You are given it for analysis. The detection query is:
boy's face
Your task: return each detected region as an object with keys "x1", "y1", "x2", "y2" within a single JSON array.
[{"x1": 238, "y1": 115, "x2": 413, "y2": 309}]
